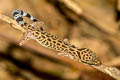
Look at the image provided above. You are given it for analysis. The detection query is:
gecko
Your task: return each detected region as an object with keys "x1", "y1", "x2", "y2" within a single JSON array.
[{"x1": 12, "y1": 9, "x2": 101, "y2": 66}]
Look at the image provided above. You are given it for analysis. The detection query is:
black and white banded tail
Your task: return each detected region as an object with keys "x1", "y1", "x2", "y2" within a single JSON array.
[{"x1": 12, "y1": 9, "x2": 37, "y2": 26}]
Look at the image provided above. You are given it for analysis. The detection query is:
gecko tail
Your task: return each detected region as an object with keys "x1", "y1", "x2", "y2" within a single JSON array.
[{"x1": 12, "y1": 9, "x2": 37, "y2": 26}]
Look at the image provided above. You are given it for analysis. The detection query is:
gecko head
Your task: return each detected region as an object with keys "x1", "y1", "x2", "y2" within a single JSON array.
[
  {"x1": 90, "y1": 54, "x2": 102, "y2": 66},
  {"x1": 79, "y1": 49, "x2": 102, "y2": 66},
  {"x1": 84, "y1": 53, "x2": 102, "y2": 66}
]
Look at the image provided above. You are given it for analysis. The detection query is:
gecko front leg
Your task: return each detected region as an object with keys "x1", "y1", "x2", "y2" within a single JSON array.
[
  {"x1": 58, "y1": 53, "x2": 74, "y2": 59},
  {"x1": 19, "y1": 31, "x2": 32, "y2": 46}
]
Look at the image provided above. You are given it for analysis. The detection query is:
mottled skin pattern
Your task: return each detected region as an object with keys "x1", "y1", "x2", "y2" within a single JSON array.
[{"x1": 12, "y1": 9, "x2": 101, "y2": 66}]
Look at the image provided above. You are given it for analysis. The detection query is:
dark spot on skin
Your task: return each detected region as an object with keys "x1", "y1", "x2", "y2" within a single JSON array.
[
  {"x1": 83, "y1": 55, "x2": 85, "y2": 57},
  {"x1": 40, "y1": 27, "x2": 43, "y2": 31},
  {"x1": 89, "y1": 54, "x2": 92, "y2": 56},
  {"x1": 85, "y1": 59, "x2": 89, "y2": 61},
  {"x1": 51, "y1": 35, "x2": 57, "y2": 40},
  {"x1": 28, "y1": 25, "x2": 31, "y2": 28},
  {"x1": 34, "y1": 35, "x2": 37, "y2": 37},
  {"x1": 84, "y1": 51, "x2": 87, "y2": 53},
  {"x1": 86, "y1": 54, "x2": 89, "y2": 57},
  {"x1": 73, "y1": 52, "x2": 76, "y2": 54},
  {"x1": 47, "y1": 38, "x2": 51, "y2": 41},
  {"x1": 57, "y1": 46, "x2": 59, "y2": 48},
  {"x1": 33, "y1": 19, "x2": 37, "y2": 22},
  {"x1": 53, "y1": 44, "x2": 55, "y2": 48},
  {"x1": 69, "y1": 48, "x2": 74, "y2": 51},
  {"x1": 21, "y1": 24, "x2": 24, "y2": 27},
  {"x1": 36, "y1": 32, "x2": 39, "y2": 35},
  {"x1": 83, "y1": 55, "x2": 86, "y2": 60},
  {"x1": 62, "y1": 45, "x2": 67, "y2": 48},
  {"x1": 88, "y1": 57, "x2": 91, "y2": 59},
  {"x1": 88, "y1": 51, "x2": 91, "y2": 54},
  {"x1": 81, "y1": 52, "x2": 84, "y2": 54},
  {"x1": 46, "y1": 34, "x2": 49, "y2": 37},
  {"x1": 41, "y1": 35, "x2": 45, "y2": 38},
  {"x1": 69, "y1": 51, "x2": 72, "y2": 54},
  {"x1": 77, "y1": 48, "x2": 83, "y2": 51},
  {"x1": 32, "y1": 33, "x2": 35, "y2": 35},
  {"x1": 58, "y1": 47, "x2": 61, "y2": 51},
  {"x1": 63, "y1": 48, "x2": 66, "y2": 51},
  {"x1": 85, "y1": 57, "x2": 88, "y2": 60},
  {"x1": 42, "y1": 40, "x2": 46, "y2": 44},
  {"x1": 86, "y1": 49, "x2": 89, "y2": 51},
  {"x1": 37, "y1": 37, "x2": 41, "y2": 39},
  {"x1": 71, "y1": 45, "x2": 76, "y2": 48},
  {"x1": 77, "y1": 51, "x2": 80, "y2": 54},
  {"x1": 53, "y1": 41, "x2": 56, "y2": 43},
  {"x1": 57, "y1": 43, "x2": 60, "y2": 45},
  {"x1": 47, "y1": 33, "x2": 51, "y2": 36},
  {"x1": 83, "y1": 56, "x2": 85, "y2": 60},
  {"x1": 78, "y1": 54, "x2": 81, "y2": 59}
]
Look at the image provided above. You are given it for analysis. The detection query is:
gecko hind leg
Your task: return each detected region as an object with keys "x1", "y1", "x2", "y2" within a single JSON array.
[
  {"x1": 63, "y1": 38, "x2": 69, "y2": 42},
  {"x1": 58, "y1": 53, "x2": 74, "y2": 59},
  {"x1": 30, "y1": 21, "x2": 44, "y2": 31},
  {"x1": 63, "y1": 38, "x2": 71, "y2": 44},
  {"x1": 30, "y1": 21, "x2": 44, "y2": 27}
]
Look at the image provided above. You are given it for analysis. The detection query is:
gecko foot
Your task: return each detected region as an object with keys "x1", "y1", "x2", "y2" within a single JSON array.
[{"x1": 58, "y1": 53, "x2": 74, "y2": 59}]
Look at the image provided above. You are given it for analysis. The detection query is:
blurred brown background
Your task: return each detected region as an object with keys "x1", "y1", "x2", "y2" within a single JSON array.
[{"x1": 0, "y1": 0, "x2": 120, "y2": 80}]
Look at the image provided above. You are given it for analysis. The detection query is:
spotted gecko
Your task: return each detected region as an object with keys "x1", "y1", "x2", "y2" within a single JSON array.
[{"x1": 12, "y1": 9, "x2": 101, "y2": 66}]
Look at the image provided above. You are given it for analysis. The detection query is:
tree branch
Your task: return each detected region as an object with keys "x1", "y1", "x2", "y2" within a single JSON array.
[
  {"x1": 0, "y1": 13, "x2": 120, "y2": 80},
  {"x1": 92, "y1": 65, "x2": 120, "y2": 80}
]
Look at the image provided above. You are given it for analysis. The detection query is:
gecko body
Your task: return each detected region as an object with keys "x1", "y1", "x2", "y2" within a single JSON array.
[{"x1": 12, "y1": 9, "x2": 101, "y2": 66}]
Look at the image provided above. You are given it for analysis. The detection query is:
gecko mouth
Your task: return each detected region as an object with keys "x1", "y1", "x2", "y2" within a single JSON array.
[{"x1": 92, "y1": 58, "x2": 102, "y2": 66}]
